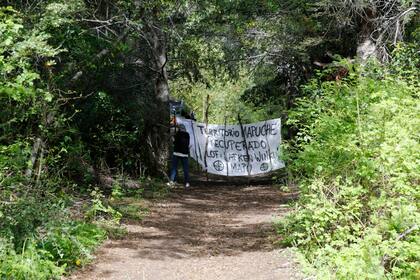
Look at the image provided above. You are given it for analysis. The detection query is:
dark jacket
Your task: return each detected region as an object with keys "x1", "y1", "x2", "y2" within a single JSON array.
[{"x1": 174, "y1": 131, "x2": 190, "y2": 155}]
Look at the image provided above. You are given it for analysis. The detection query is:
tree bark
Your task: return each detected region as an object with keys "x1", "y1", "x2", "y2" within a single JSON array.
[
  {"x1": 356, "y1": 38, "x2": 378, "y2": 61},
  {"x1": 149, "y1": 24, "x2": 170, "y2": 102},
  {"x1": 145, "y1": 23, "x2": 171, "y2": 176},
  {"x1": 356, "y1": 7, "x2": 378, "y2": 62}
]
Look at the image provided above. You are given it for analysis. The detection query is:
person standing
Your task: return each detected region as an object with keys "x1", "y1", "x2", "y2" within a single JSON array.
[{"x1": 169, "y1": 124, "x2": 190, "y2": 188}]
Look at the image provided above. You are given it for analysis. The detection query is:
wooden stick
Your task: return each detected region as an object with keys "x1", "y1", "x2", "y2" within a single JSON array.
[
  {"x1": 264, "y1": 120, "x2": 274, "y2": 172},
  {"x1": 237, "y1": 114, "x2": 251, "y2": 185},
  {"x1": 204, "y1": 94, "x2": 210, "y2": 182},
  {"x1": 223, "y1": 116, "x2": 229, "y2": 177},
  {"x1": 25, "y1": 138, "x2": 43, "y2": 178},
  {"x1": 188, "y1": 118, "x2": 198, "y2": 171}
]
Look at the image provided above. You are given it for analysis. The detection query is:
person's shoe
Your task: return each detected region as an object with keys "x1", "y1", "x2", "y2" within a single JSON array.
[
  {"x1": 185, "y1": 183, "x2": 190, "y2": 188},
  {"x1": 166, "y1": 181, "x2": 175, "y2": 187}
]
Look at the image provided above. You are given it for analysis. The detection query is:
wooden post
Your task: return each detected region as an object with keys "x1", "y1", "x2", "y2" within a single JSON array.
[
  {"x1": 204, "y1": 94, "x2": 210, "y2": 182},
  {"x1": 189, "y1": 118, "x2": 200, "y2": 172},
  {"x1": 264, "y1": 120, "x2": 274, "y2": 172},
  {"x1": 237, "y1": 114, "x2": 251, "y2": 185},
  {"x1": 223, "y1": 116, "x2": 229, "y2": 177}
]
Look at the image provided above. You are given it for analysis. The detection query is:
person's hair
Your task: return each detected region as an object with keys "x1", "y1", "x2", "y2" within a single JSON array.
[{"x1": 178, "y1": 124, "x2": 186, "y2": 131}]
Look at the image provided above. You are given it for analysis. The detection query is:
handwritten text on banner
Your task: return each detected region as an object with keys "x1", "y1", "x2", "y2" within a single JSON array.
[{"x1": 176, "y1": 117, "x2": 285, "y2": 176}]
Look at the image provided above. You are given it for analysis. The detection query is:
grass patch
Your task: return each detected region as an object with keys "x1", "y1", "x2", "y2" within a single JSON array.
[
  {"x1": 140, "y1": 178, "x2": 170, "y2": 199},
  {"x1": 110, "y1": 197, "x2": 150, "y2": 221},
  {"x1": 97, "y1": 224, "x2": 128, "y2": 239},
  {"x1": 0, "y1": 221, "x2": 106, "y2": 280}
]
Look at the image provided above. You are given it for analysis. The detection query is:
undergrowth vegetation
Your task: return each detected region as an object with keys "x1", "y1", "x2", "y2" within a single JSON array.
[
  {"x1": 277, "y1": 44, "x2": 419, "y2": 279},
  {"x1": 0, "y1": 177, "x2": 156, "y2": 279},
  {"x1": 0, "y1": 134, "x2": 153, "y2": 279},
  {"x1": 1, "y1": 0, "x2": 418, "y2": 279},
  {"x1": 0, "y1": 190, "x2": 106, "y2": 279},
  {"x1": 0, "y1": 5, "x2": 163, "y2": 279}
]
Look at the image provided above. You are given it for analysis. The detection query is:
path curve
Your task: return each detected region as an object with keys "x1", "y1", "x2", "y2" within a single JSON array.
[{"x1": 68, "y1": 184, "x2": 301, "y2": 280}]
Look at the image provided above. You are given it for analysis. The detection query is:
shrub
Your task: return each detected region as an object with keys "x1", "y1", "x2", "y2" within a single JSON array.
[
  {"x1": 38, "y1": 222, "x2": 106, "y2": 268},
  {"x1": 0, "y1": 238, "x2": 64, "y2": 280},
  {"x1": 278, "y1": 45, "x2": 419, "y2": 279}
]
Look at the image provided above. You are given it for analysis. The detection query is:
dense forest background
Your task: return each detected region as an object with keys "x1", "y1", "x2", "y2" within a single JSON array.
[{"x1": 0, "y1": 0, "x2": 419, "y2": 279}]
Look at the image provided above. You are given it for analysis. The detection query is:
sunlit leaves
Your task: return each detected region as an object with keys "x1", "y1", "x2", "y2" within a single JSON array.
[
  {"x1": 0, "y1": 7, "x2": 59, "y2": 101},
  {"x1": 279, "y1": 45, "x2": 419, "y2": 279}
]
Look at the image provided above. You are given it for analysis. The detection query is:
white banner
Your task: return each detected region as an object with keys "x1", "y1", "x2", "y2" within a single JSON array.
[{"x1": 176, "y1": 117, "x2": 285, "y2": 176}]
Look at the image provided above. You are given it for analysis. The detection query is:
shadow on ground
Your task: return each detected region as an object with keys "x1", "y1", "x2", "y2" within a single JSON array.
[{"x1": 102, "y1": 181, "x2": 298, "y2": 261}]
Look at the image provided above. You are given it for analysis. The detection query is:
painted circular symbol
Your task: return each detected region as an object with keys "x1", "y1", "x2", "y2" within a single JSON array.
[
  {"x1": 213, "y1": 160, "x2": 225, "y2": 172},
  {"x1": 260, "y1": 163, "x2": 269, "y2": 171}
]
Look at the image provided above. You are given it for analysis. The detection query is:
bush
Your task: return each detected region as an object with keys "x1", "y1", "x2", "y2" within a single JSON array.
[
  {"x1": 0, "y1": 239, "x2": 64, "y2": 280},
  {"x1": 0, "y1": 221, "x2": 106, "y2": 280},
  {"x1": 0, "y1": 181, "x2": 108, "y2": 279},
  {"x1": 38, "y1": 222, "x2": 106, "y2": 268},
  {"x1": 278, "y1": 45, "x2": 419, "y2": 279}
]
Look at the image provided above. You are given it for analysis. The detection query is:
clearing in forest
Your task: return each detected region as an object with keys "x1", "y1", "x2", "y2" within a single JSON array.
[{"x1": 68, "y1": 182, "x2": 301, "y2": 280}]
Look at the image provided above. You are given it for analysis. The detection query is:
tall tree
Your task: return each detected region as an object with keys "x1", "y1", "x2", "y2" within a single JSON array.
[{"x1": 311, "y1": 0, "x2": 419, "y2": 61}]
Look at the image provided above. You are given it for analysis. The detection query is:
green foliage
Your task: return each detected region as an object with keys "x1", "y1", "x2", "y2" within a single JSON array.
[
  {"x1": 277, "y1": 45, "x2": 420, "y2": 279},
  {"x1": 0, "y1": 197, "x2": 106, "y2": 279},
  {"x1": 0, "y1": 221, "x2": 106, "y2": 280},
  {"x1": 1, "y1": 0, "x2": 418, "y2": 279},
  {"x1": 85, "y1": 188, "x2": 122, "y2": 225},
  {"x1": 141, "y1": 177, "x2": 170, "y2": 199},
  {"x1": 0, "y1": 187, "x2": 69, "y2": 249},
  {"x1": 40, "y1": 0, "x2": 85, "y2": 30},
  {"x1": 113, "y1": 204, "x2": 149, "y2": 220},
  {"x1": 0, "y1": 6, "x2": 59, "y2": 102},
  {"x1": 0, "y1": 239, "x2": 64, "y2": 280},
  {"x1": 110, "y1": 197, "x2": 149, "y2": 221},
  {"x1": 172, "y1": 73, "x2": 274, "y2": 124},
  {"x1": 108, "y1": 180, "x2": 149, "y2": 221},
  {"x1": 74, "y1": 91, "x2": 147, "y2": 172},
  {"x1": 38, "y1": 221, "x2": 106, "y2": 268},
  {"x1": 0, "y1": 142, "x2": 30, "y2": 187}
]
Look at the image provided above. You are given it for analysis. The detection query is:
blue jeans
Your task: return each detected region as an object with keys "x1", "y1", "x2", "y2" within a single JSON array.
[{"x1": 169, "y1": 155, "x2": 189, "y2": 183}]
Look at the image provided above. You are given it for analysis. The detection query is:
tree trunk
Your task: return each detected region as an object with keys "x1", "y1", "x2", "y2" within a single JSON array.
[
  {"x1": 356, "y1": 8, "x2": 378, "y2": 62},
  {"x1": 146, "y1": 23, "x2": 171, "y2": 176},
  {"x1": 356, "y1": 38, "x2": 378, "y2": 61}
]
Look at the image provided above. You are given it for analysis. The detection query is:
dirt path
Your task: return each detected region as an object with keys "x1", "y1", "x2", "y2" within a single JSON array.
[{"x1": 68, "y1": 184, "x2": 301, "y2": 280}]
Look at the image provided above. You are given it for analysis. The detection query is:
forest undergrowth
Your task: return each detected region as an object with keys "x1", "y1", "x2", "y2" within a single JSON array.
[
  {"x1": 0, "y1": 165, "x2": 163, "y2": 280},
  {"x1": 0, "y1": 5, "x2": 165, "y2": 278},
  {"x1": 277, "y1": 45, "x2": 419, "y2": 280},
  {"x1": 1, "y1": 1, "x2": 419, "y2": 279}
]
